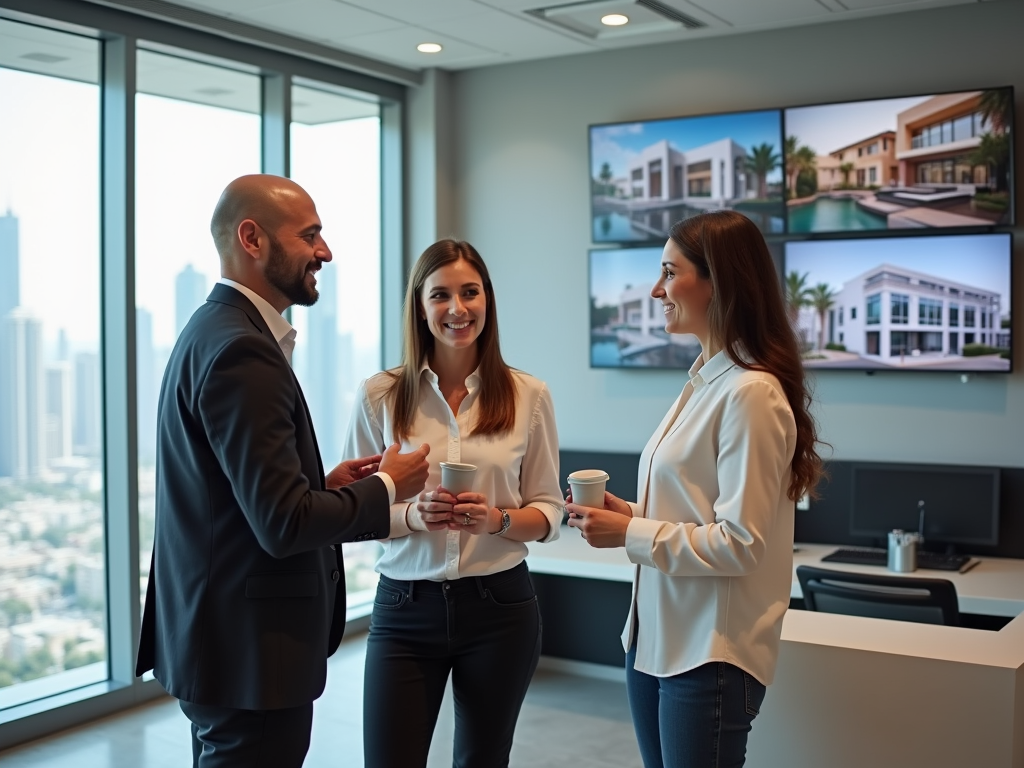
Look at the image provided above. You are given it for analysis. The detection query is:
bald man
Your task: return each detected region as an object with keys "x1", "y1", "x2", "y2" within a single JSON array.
[{"x1": 136, "y1": 175, "x2": 429, "y2": 768}]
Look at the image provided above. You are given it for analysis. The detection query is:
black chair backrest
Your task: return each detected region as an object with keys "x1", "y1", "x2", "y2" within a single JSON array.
[{"x1": 796, "y1": 565, "x2": 960, "y2": 626}]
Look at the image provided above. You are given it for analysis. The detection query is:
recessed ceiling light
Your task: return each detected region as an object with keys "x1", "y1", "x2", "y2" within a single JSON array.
[
  {"x1": 601, "y1": 14, "x2": 629, "y2": 26},
  {"x1": 417, "y1": 43, "x2": 443, "y2": 53}
]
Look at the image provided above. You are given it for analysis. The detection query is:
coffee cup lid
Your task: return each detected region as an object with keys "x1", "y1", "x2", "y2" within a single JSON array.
[
  {"x1": 440, "y1": 462, "x2": 476, "y2": 471},
  {"x1": 568, "y1": 469, "x2": 609, "y2": 484}
]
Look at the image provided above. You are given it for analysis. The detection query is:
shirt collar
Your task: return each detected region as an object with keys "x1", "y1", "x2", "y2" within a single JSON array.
[
  {"x1": 688, "y1": 346, "x2": 741, "y2": 390},
  {"x1": 217, "y1": 278, "x2": 294, "y2": 347},
  {"x1": 418, "y1": 357, "x2": 482, "y2": 388}
]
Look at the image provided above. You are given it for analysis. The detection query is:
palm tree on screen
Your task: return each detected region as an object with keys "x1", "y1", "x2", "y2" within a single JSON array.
[
  {"x1": 746, "y1": 143, "x2": 780, "y2": 199},
  {"x1": 785, "y1": 136, "x2": 817, "y2": 198},
  {"x1": 979, "y1": 89, "x2": 1012, "y2": 134},
  {"x1": 808, "y1": 283, "x2": 837, "y2": 351},
  {"x1": 785, "y1": 270, "x2": 811, "y2": 327}
]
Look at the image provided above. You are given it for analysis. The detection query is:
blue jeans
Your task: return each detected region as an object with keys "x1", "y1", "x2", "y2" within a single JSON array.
[{"x1": 625, "y1": 648, "x2": 767, "y2": 768}]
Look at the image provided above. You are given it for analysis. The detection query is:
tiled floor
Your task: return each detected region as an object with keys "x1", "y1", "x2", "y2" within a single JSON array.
[{"x1": 0, "y1": 632, "x2": 642, "y2": 768}]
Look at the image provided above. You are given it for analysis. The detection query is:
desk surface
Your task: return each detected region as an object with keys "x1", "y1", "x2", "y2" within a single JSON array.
[{"x1": 526, "y1": 531, "x2": 1024, "y2": 618}]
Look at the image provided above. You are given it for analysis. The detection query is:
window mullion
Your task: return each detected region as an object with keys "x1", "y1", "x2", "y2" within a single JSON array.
[{"x1": 100, "y1": 32, "x2": 141, "y2": 689}]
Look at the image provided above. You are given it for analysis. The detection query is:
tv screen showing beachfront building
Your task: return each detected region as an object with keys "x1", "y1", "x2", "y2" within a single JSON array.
[
  {"x1": 785, "y1": 233, "x2": 1012, "y2": 372},
  {"x1": 589, "y1": 109, "x2": 785, "y2": 244},
  {"x1": 589, "y1": 244, "x2": 783, "y2": 369},
  {"x1": 784, "y1": 88, "x2": 1014, "y2": 233}
]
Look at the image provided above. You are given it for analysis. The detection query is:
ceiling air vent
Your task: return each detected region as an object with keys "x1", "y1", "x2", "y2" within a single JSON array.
[
  {"x1": 635, "y1": 0, "x2": 706, "y2": 29},
  {"x1": 526, "y1": 0, "x2": 706, "y2": 39}
]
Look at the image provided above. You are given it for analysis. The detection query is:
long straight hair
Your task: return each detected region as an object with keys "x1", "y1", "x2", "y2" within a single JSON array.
[
  {"x1": 383, "y1": 239, "x2": 517, "y2": 443},
  {"x1": 669, "y1": 211, "x2": 824, "y2": 500}
]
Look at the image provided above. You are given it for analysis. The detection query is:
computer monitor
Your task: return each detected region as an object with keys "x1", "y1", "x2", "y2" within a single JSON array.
[{"x1": 850, "y1": 462, "x2": 1000, "y2": 547}]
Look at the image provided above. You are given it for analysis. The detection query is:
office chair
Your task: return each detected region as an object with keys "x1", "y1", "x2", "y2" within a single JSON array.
[{"x1": 796, "y1": 565, "x2": 960, "y2": 626}]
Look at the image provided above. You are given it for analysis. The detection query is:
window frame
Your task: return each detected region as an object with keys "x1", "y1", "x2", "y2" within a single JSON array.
[{"x1": 0, "y1": 0, "x2": 406, "y2": 748}]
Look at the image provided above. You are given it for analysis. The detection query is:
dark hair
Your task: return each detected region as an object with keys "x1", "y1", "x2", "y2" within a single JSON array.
[
  {"x1": 669, "y1": 210, "x2": 824, "y2": 500},
  {"x1": 383, "y1": 239, "x2": 517, "y2": 442}
]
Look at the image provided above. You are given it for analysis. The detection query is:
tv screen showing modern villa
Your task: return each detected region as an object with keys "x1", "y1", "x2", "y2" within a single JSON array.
[
  {"x1": 589, "y1": 243, "x2": 783, "y2": 369},
  {"x1": 784, "y1": 87, "x2": 1014, "y2": 233},
  {"x1": 589, "y1": 109, "x2": 785, "y2": 244},
  {"x1": 784, "y1": 233, "x2": 1012, "y2": 372}
]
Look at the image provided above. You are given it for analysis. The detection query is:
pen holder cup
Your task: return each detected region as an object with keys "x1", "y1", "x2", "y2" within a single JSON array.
[{"x1": 887, "y1": 531, "x2": 918, "y2": 573}]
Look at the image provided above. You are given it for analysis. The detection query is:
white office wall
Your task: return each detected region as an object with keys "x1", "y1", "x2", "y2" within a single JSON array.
[{"x1": 439, "y1": 1, "x2": 1024, "y2": 467}]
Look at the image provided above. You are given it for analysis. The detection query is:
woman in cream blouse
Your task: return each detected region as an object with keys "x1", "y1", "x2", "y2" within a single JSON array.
[
  {"x1": 344, "y1": 238, "x2": 562, "y2": 768},
  {"x1": 567, "y1": 211, "x2": 824, "y2": 768}
]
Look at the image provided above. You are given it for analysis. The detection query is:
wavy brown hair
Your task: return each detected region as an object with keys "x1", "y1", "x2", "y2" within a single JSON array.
[
  {"x1": 669, "y1": 210, "x2": 824, "y2": 500},
  {"x1": 383, "y1": 239, "x2": 517, "y2": 443}
]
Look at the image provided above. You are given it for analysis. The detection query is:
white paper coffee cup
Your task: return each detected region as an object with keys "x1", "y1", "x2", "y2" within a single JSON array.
[
  {"x1": 440, "y1": 462, "x2": 477, "y2": 496},
  {"x1": 568, "y1": 469, "x2": 609, "y2": 509}
]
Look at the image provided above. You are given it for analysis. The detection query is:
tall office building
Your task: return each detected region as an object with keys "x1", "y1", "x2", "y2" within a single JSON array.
[
  {"x1": 175, "y1": 264, "x2": 207, "y2": 338},
  {"x1": 0, "y1": 209, "x2": 19, "y2": 322},
  {"x1": 73, "y1": 351, "x2": 101, "y2": 458},
  {"x1": 136, "y1": 307, "x2": 157, "y2": 465},
  {"x1": 45, "y1": 362, "x2": 73, "y2": 463},
  {"x1": 0, "y1": 310, "x2": 46, "y2": 479},
  {"x1": 305, "y1": 266, "x2": 340, "y2": 465}
]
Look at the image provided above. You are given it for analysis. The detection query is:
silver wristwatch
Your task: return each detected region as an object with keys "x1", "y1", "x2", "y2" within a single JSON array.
[{"x1": 491, "y1": 507, "x2": 511, "y2": 536}]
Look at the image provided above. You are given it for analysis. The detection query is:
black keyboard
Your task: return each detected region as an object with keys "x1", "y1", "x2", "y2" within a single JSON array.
[{"x1": 821, "y1": 547, "x2": 973, "y2": 572}]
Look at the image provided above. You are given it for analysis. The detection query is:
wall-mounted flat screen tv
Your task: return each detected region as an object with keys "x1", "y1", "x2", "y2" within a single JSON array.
[
  {"x1": 784, "y1": 87, "x2": 1014, "y2": 233},
  {"x1": 785, "y1": 232, "x2": 1012, "y2": 372},
  {"x1": 590, "y1": 242, "x2": 783, "y2": 369},
  {"x1": 589, "y1": 110, "x2": 785, "y2": 244}
]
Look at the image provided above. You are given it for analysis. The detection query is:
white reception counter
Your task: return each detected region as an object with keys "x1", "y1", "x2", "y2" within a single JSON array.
[{"x1": 527, "y1": 534, "x2": 1024, "y2": 768}]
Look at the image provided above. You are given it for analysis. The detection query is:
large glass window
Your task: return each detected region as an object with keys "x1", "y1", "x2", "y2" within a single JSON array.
[
  {"x1": 134, "y1": 48, "x2": 261, "y2": 606},
  {"x1": 865, "y1": 293, "x2": 881, "y2": 325},
  {"x1": 919, "y1": 297, "x2": 943, "y2": 326},
  {"x1": 0, "y1": 20, "x2": 105, "y2": 708},
  {"x1": 289, "y1": 81, "x2": 382, "y2": 616},
  {"x1": 890, "y1": 293, "x2": 909, "y2": 325}
]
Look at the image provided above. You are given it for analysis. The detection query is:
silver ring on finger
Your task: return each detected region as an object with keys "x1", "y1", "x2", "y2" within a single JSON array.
[{"x1": 464, "y1": 513, "x2": 471, "y2": 525}]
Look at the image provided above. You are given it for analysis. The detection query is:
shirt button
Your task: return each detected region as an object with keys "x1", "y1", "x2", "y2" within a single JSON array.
[{"x1": 331, "y1": 570, "x2": 340, "y2": 583}]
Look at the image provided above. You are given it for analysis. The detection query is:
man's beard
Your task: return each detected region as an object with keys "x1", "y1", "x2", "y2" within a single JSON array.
[{"x1": 265, "y1": 233, "x2": 320, "y2": 307}]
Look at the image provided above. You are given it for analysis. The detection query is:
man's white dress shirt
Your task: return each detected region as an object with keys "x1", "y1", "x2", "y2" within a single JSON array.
[
  {"x1": 621, "y1": 349, "x2": 797, "y2": 685},
  {"x1": 344, "y1": 365, "x2": 562, "y2": 581}
]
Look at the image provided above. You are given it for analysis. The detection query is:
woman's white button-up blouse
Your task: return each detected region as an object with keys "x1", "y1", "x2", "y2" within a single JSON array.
[
  {"x1": 343, "y1": 366, "x2": 563, "y2": 582},
  {"x1": 622, "y1": 349, "x2": 797, "y2": 685}
]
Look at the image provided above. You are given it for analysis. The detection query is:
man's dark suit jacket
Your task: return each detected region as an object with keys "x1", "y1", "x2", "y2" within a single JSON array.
[{"x1": 136, "y1": 283, "x2": 389, "y2": 710}]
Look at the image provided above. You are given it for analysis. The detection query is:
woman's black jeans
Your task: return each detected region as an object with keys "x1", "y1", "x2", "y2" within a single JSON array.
[{"x1": 362, "y1": 561, "x2": 541, "y2": 768}]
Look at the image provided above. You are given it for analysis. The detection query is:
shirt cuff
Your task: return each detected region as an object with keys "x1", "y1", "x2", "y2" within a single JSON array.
[
  {"x1": 624, "y1": 516, "x2": 668, "y2": 569},
  {"x1": 374, "y1": 471, "x2": 396, "y2": 505},
  {"x1": 529, "y1": 501, "x2": 562, "y2": 544},
  {"x1": 388, "y1": 502, "x2": 413, "y2": 538}
]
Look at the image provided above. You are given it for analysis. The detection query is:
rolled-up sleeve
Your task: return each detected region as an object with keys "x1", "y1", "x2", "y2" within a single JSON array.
[{"x1": 519, "y1": 385, "x2": 564, "y2": 543}]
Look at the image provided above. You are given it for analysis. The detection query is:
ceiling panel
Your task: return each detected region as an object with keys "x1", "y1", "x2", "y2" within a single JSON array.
[
  {"x1": 235, "y1": 0, "x2": 404, "y2": 43},
  {"x1": 685, "y1": 0, "x2": 833, "y2": 26},
  {"x1": 338, "y1": 25, "x2": 502, "y2": 68},
  {"x1": 432, "y1": 11, "x2": 596, "y2": 59},
  {"x1": 153, "y1": 0, "x2": 981, "y2": 72},
  {"x1": 339, "y1": 0, "x2": 491, "y2": 25}
]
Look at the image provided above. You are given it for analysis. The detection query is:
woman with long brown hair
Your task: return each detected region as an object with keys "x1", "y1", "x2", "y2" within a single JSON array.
[
  {"x1": 343, "y1": 238, "x2": 563, "y2": 768},
  {"x1": 568, "y1": 210, "x2": 823, "y2": 768}
]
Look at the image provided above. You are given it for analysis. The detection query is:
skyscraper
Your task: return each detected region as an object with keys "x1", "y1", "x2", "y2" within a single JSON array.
[
  {"x1": 0, "y1": 209, "x2": 18, "y2": 322},
  {"x1": 45, "y1": 362, "x2": 73, "y2": 463},
  {"x1": 175, "y1": 264, "x2": 207, "y2": 338},
  {"x1": 73, "y1": 351, "x2": 101, "y2": 458},
  {"x1": 305, "y1": 266, "x2": 339, "y2": 465},
  {"x1": 0, "y1": 309, "x2": 46, "y2": 479},
  {"x1": 136, "y1": 307, "x2": 157, "y2": 465}
]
